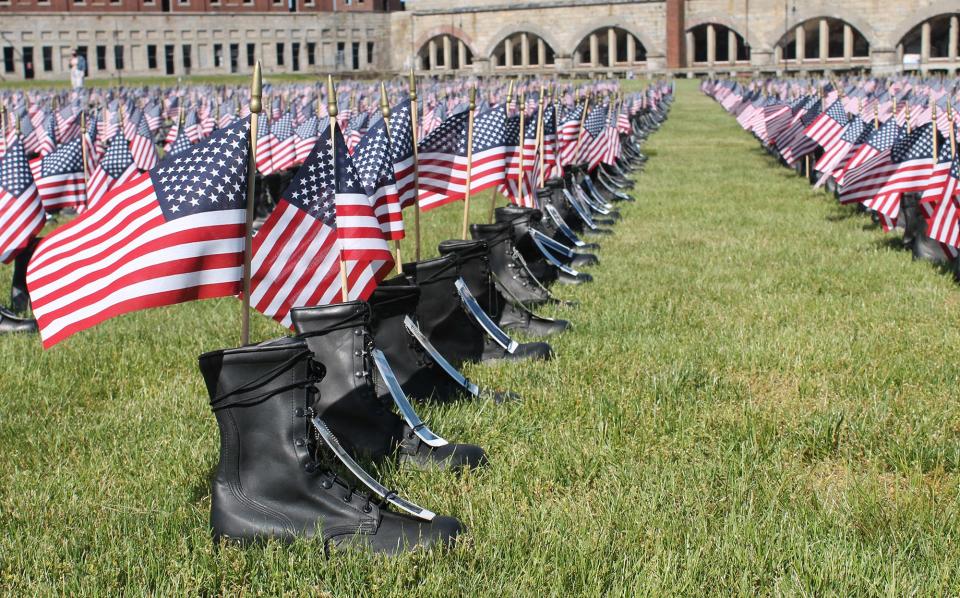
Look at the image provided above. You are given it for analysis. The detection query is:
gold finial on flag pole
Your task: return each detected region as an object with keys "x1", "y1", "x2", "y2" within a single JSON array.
[{"x1": 240, "y1": 60, "x2": 262, "y2": 346}]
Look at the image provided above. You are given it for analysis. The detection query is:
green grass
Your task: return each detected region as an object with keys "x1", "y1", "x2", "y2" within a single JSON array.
[{"x1": 3, "y1": 79, "x2": 960, "y2": 595}]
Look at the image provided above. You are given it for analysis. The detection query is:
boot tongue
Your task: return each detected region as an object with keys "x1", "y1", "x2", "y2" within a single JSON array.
[
  {"x1": 401, "y1": 254, "x2": 458, "y2": 283},
  {"x1": 438, "y1": 238, "x2": 487, "y2": 261},
  {"x1": 469, "y1": 222, "x2": 511, "y2": 243},
  {"x1": 290, "y1": 301, "x2": 370, "y2": 335},
  {"x1": 368, "y1": 283, "x2": 420, "y2": 321}
]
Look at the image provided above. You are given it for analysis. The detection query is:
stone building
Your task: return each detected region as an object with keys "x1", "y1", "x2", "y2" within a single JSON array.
[{"x1": 1, "y1": 0, "x2": 958, "y2": 81}]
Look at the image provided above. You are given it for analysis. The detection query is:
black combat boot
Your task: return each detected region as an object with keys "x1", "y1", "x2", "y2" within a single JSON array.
[
  {"x1": 291, "y1": 303, "x2": 487, "y2": 471},
  {"x1": 438, "y1": 239, "x2": 570, "y2": 338},
  {"x1": 10, "y1": 236, "x2": 39, "y2": 314},
  {"x1": 405, "y1": 254, "x2": 553, "y2": 364},
  {"x1": 368, "y1": 277, "x2": 467, "y2": 402},
  {"x1": 470, "y1": 222, "x2": 556, "y2": 307},
  {"x1": 494, "y1": 206, "x2": 599, "y2": 269},
  {"x1": 201, "y1": 341, "x2": 463, "y2": 553},
  {"x1": 0, "y1": 306, "x2": 37, "y2": 334},
  {"x1": 495, "y1": 210, "x2": 594, "y2": 286},
  {"x1": 370, "y1": 276, "x2": 521, "y2": 403},
  {"x1": 902, "y1": 193, "x2": 951, "y2": 265}
]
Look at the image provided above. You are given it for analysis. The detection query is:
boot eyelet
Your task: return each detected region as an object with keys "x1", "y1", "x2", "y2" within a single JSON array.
[
  {"x1": 342, "y1": 494, "x2": 352, "y2": 503},
  {"x1": 321, "y1": 479, "x2": 333, "y2": 489},
  {"x1": 294, "y1": 408, "x2": 304, "y2": 417},
  {"x1": 362, "y1": 505, "x2": 372, "y2": 514},
  {"x1": 295, "y1": 438, "x2": 306, "y2": 447}
]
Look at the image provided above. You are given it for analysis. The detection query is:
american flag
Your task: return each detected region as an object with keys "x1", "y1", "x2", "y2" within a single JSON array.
[
  {"x1": 577, "y1": 104, "x2": 608, "y2": 165},
  {"x1": 417, "y1": 103, "x2": 508, "y2": 212},
  {"x1": 387, "y1": 100, "x2": 417, "y2": 209},
  {"x1": 26, "y1": 118, "x2": 251, "y2": 348},
  {"x1": 558, "y1": 103, "x2": 584, "y2": 167},
  {"x1": 841, "y1": 123, "x2": 941, "y2": 223},
  {"x1": 248, "y1": 123, "x2": 392, "y2": 328},
  {"x1": 85, "y1": 130, "x2": 138, "y2": 211},
  {"x1": 928, "y1": 153, "x2": 960, "y2": 247},
  {"x1": 804, "y1": 100, "x2": 849, "y2": 157},
  {"x1": 129, "y1": 113, "x2": 159, "y2": 171},
  {"x1": 164, "y1": 109, "x2": 197, "y2": 150},
  {"x1": 0, "y1": 135, "x2": 44, "y2": 264},
  {"x1": 354, "y1": 117, "x2": 404, "y2": 240},
  {"x1": 165, "y1": 119, "x2": 195, "y2": 158},
  {"x1": 499, "y1": 110, "x2": 534, "y2": 207},
  {"x1": 814, "y1": 117, "x2": 872, "y2": 186},
  {"x1": 55, "y1": 105, "x2": 81, "y2": 143},
  {"x1": 838, "y1": 118, "x2": 903, "y2": 188},
  {"x1": 143, "y1": 103, "x2": 163, "y2": 133},
  {"x1": 293, "y1": 115, "x2": 320, "y2": 165},
  {"x1": 269, "y1": 112, "x2": 297, "y2": 173},
  {"x1": 344, "y1": 111, "x2": 368, "y2": 154},
  {"x1": 779, "y1": 98, "x2": 821, "y2": 164},
  {"x1": 255, "y1": 115, "x2": 277, "y2": 176},
  {"x1": 29, "y1": 137, "x2": 86, "y2": 212},
  {"x1": 83, "y1": 112, "x2": 99, "y2": 172}
]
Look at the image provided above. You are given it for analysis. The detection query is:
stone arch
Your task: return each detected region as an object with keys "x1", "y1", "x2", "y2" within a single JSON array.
[
  {"x1": 772, "y1": 16, "x2": 871, "y2": 63},
  {"x1": 685, "y1": 22, "x2": 751, "y2": 64},
  {"x1": 488, "y1": 31, "x2": 558, "y2": 70},
  {"x1": 413, "y1": 25, "x2": 479, "y2": 61},
  {"x1": 769, "y1": 12, "x2": 878, "y2": 54},
  {"x1": 570, "y1": 26, "x2": 648, "y2": 68},
  {"x1": 685, "y1": 16, "x2": 762, "y2": 51},
  {"x1": 568, "y1": 19, "x2": 659, "y2": 60},
  {"x1": 890, "y1": 0, "x2": 960, "y2": 49},
  {"x1": 415, "y1": 29, "x2": 477, "y2": 72},
  {"x1": 482, "y1": 23, "x2": 562, "y2": 60},
  {"x1": 895, "y1": 12, "x2": 960, "y2": 62}
]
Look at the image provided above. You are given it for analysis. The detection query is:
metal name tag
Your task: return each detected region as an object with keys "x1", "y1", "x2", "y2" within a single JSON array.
[
  {"x1": 581, "y1": 179, "x2": 614, "y2": 211},
  {"x1": 529, "y1": 231, "x2": 580, "y2": 276},
  {"x1": 402, "y1": 316, "x2": 480, "y2": 397},
  {"x1": 529, "y1": 228, "x2": 575, "y2": 258},
  {"x1": 561, "y1": 188, "x2": 597, "y2": 229},
  {"x1": 454, "y1": 278, "x2": 519, "y2": 353},
  {"x1": 310, "y1": 417, "x2": 436, "y2": 522},
  {"x1": 370, "y1": 348, "x2": 448, "y2": 448},
  {"x1": 543, "y1": 202, "x2": 585, "y2": 247},
  {"x1": 574, "y1": 185, "x2": 611, "y2": 216}
]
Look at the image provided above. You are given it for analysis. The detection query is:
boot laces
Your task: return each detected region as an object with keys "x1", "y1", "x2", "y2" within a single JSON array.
[{"x1": 210, "y1": 350, "x2": 325, "y2": 411}]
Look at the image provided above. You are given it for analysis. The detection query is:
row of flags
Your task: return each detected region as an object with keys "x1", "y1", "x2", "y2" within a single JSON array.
[
  {"x1": 705, "y1": 77, "x2": 960, "y2": 250},
  {"x1": 0, "y1": 77, "x2": 671, "y2": 347}
]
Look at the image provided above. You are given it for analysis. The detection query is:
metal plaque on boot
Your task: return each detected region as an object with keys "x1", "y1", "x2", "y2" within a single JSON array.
[
  {"x1": 579, "y1": 180, "x2": 614, "y2": 212},
  {"x1": 310, "y1": 417, "x2": 437, "y2": 522},
  {"x1": 371, "y1": 348, "x2": 449, "y2": 448},
  {"x1": 529, "y1": 232, "x2": 580, "y2": 276},
  {"x1": 454, "y1": 278, "x2": 519, "y2": 354},
  {"x1": 562, "y1": 189, "x2": 598, "y2": 229},
  {"x1": 402, "y1": 316, "x2": 481, "y2": 397},
  {"x1": 529, "y1": 228, "x2": 575, "y2": 258},
  {"x1": 510, "y1": 248, "x2": 555, "y2": 297},
  {"x1": 543, "y1": 202, "x2": 586, "y2": 247}
]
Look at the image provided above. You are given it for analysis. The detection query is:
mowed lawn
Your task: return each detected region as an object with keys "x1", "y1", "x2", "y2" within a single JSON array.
[{"x1": 2, "y1": 80, "x2": 960, "y2": 595}]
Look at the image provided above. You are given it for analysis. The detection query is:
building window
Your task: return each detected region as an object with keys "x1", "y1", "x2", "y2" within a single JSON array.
[
  {"x1": 246, "y1": 43, "x2": 255, "y2": 66},
  {"x1": 182, "y1": 45, "x2": 191, "y2": 70},
  {"x1": 3, "y1": 48, "x2": 13, "y2": 74},
  {"x1": 214, "y1": 43, "x2": 223, "y2": 68},
  {"x1": 307, "y1": 41, "x2": 316, "y2": 66},
  {"x1": 276, "y1": 42, "x2": 284, "y2": 66},
  {"x1": 366, "y1": 41, "x2": 374, "y2": 64},
  {"x1": 351, "y1": 41, "x2": 359, "y2": 70},
  {"x1": 291, "y1": 42, "x2": 300, "y2": 71},
  {"x1": 147, "y1": 44, "x2": 157, "y2": 69},
  {"x1": 96, "y1": 45, "x2": 107, "y2": 70},
  {"x1": 42, "y1": 46, "x2": 53, "y2": 72},
  {"x1": 336, "y1": 41, "x2": 344, "y2": 67},
  {"x1": 114, "y1": 45, "x2": 124, "y2": 70}
]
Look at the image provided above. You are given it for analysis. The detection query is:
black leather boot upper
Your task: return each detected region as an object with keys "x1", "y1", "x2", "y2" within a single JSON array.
[
  {"x1": 200, "y1": 341, "x2": 463, "y2": 554},
  {"x1": 470, "y1": 222, "x2": 554, "y2": 307},
  {"x1": 0, "y1": 306, "x2": 38, "y2": 334},
  {"x1": 10, "y1": 236, "x2": 39, "y2": 314}
]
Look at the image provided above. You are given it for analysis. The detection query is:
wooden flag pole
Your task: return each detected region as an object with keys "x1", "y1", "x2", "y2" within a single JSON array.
[
  {"x1": 573, "y1": 91, "x2": 592, "y2": 165},
  {"x1": 535, "y1": 85, "x2": 547, "y2": 191},
  {"x1": 461, "y1": 86, "x2": 477, "y2": 240},
  {"x1": 932, "y1": 101, "x2": 939, "y2": 167},
  {"x1": 489, "y1": 79, "x2": 514, "y2": 223},
  {"x1": 328, "y1": 75, "x2": 350, "y2": 303},
  {"x1": 949, "y1": 102, "x2": 956, "y2": 160},
  {"x1": 79, "y1": 110, "x2": 89, "y2": 190},
  {"x1": 379, "y1": 81, "x2": 402, "y2": 274},
  {"x1": 516, "y1": 93, "x2": 526, "y2": 206},
  {"x1": 240, "y1": 60, "x2": 262, "y2": 346},
  {"x1": 408, "y1": 69, "x2": 422, "y2": 261}
]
